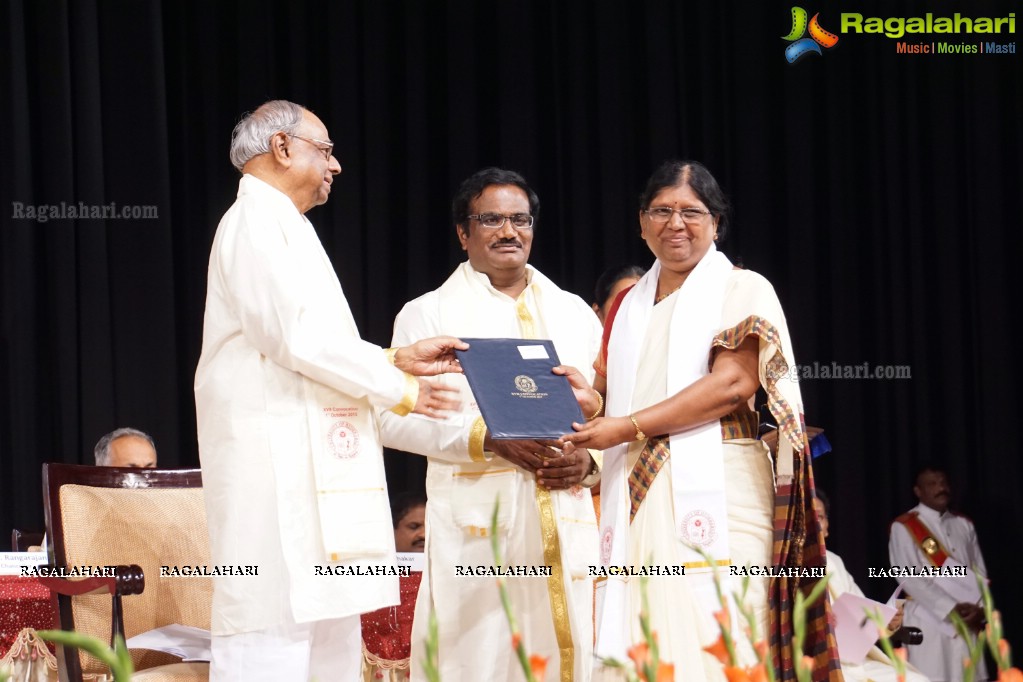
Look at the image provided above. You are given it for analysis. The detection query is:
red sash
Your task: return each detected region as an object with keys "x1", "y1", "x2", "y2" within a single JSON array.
[{"x1": 893, "y1": 511, "x2": 950, "y2": 567}]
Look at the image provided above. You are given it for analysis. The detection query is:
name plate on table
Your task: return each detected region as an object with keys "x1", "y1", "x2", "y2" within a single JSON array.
[
  {"x1": 396, "y1": 552, "x2": 424, "y2": 572},
  {"x1": 455, "y1": 338, "x2": 584, "y2": 440},
  {"x1": 0, "y1": 551, "x2": 48, "y2": 576}
]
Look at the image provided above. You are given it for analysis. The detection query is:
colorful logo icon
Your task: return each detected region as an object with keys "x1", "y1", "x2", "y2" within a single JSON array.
[{"x1": 782, "y1": 7, "x2": 839, "y2": 62}]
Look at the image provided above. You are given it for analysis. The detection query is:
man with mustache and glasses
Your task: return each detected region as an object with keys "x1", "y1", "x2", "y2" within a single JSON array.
[
  {"x1": 889, "y1": 465, "x2": 990, "y2": 682},
  {"x1": 380, "y1": 168, "x2": 603, "y2": 681}
]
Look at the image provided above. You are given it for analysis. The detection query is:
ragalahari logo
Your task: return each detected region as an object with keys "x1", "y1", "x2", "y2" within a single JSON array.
[{"x1": 782, "y1": 7, "x2": 839, "y2": 62}]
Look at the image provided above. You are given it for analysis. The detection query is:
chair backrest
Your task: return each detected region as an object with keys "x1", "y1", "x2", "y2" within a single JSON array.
[{"x1": 43, "y1": 463, "x2": 211, "y2": 679}]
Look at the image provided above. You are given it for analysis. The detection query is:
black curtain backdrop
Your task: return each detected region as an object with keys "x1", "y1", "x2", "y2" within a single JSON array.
[{"x1": 2, "y1": 0, "x2": 1020, "y2": 632}]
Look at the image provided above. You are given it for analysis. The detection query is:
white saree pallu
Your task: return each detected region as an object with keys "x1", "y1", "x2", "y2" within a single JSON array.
[{"x1": 597, "y1": 248, "x2": 734, "y2": 659}]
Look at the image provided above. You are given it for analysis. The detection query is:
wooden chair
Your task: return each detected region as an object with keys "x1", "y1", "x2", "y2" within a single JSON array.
[{"x1": 41, "y1": 463, "x2": 211, "y2": 682}]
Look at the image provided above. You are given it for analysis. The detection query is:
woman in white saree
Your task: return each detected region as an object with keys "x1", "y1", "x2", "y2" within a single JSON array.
[{"x1": 562, "y1": 161, "x2": 841, "y2": 682}]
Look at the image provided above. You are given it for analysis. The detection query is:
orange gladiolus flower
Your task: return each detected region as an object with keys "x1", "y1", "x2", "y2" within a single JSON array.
[
  {"x1": 997, "y1": 667, "x2": 1023, "y2": 682},
  {"x1": 703, "y1": 635, "x2": 729, "y2": 664},
  {"x1": 714, "y1": 607, "x2": 731, "y2": 630},
  {"x1": 723, "y1": 666, "x2": 751, "y2": 682},
  {"x1": 998, "y1": 639, "x2": 1012, "y2": 661},
  {"x1": 629, "y1": 641, "x2": 651, "y2": 670},
  {"x1": 511, "y1": 632, "x2": 522, "y2": 650},
  {"x1": 655, "y1": 662, "x2": 675, "y2": 682},
  {"x1": 529, "y1": 654, "x2": 548, "y2": 681},
  {"x1": 893, "y1": 647, "x2": 908, "y2": 662},
  {"x1": 748, "y1": 664, "x2": 769, "y2": 682},
  {"x1": 799, "y1": 655, "x2": 815, "y2": 673}
]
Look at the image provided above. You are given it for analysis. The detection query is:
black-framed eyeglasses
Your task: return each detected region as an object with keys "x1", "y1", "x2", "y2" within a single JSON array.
[
  {"x1": 289, "y1": 134, "x2": 334, "y2": 162},
  {"x1": 644, "y1": 206, "x2": 711, "y2": 225},
  {"x1": 467, "y1": 213, "x2": 534, "y2": 230}
]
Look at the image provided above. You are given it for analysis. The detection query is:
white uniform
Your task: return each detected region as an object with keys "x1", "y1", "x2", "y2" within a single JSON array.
[
  {"x1": 888, "y1": 503, "x2": 989, "y2": 682},
  {"x1": 381, "y1": 262, "x2": 603, "y2": 682},
  {"x1": 196, "y1": 175, "x2": 418, "y2": 680}
]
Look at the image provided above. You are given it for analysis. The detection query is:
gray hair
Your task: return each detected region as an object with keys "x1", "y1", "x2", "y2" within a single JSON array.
[
  {"x1": 229, "y1": 100, "x2": 305, "y2": 171},
  {"x1": 94, "y1": 427, "x2": 157, "y2": 465}
]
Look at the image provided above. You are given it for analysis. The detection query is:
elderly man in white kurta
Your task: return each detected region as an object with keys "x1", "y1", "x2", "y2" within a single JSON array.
[
  {"x1": 380, "y1": 168, "x2": 603, "y2": 682},
  {"x1": 196, "y1": 100, "x2": 465, "y2": 682},
  {"x1": 888, "y1": 467, "x2": 989, "y2": 682}
]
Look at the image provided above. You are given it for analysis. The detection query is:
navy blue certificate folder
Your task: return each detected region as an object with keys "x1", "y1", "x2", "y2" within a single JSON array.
[{"x1": 455, "y1": 338, "x2": 584, "y2": 440}]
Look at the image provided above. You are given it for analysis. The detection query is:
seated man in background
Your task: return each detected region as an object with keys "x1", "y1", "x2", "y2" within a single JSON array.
[
  {"x1": 361, "y1": 491, "x2": 428, "y2": 681},
  {"x1": 814, "y1": 490, "x2": 929, "y2": 682},
  {"x1": 389, "y1": 491, "x2": 426, "y2": 553},
  {"x1": 26, "y1": 427, "x2": 160, "y2": 552},
  {"x1": 93, "y1": 427, "x2": 158, "y2": 468}
]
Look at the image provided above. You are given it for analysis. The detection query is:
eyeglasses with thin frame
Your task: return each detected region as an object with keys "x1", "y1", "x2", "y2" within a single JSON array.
[
  {"x1": 289, "y1": 134, "x2": 334, "y2": 162},
  {"x1": 644, "y1": 206, "x2": 711, "y2": 225},
  {"x1": 467, "y1": 213, "x2": 534, "y2": 230}
]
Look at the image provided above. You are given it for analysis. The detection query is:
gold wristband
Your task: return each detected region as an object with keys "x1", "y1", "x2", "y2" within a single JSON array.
[
  {"x1": 628, "y1": 414, "x2": 646, "y2": 441},
  {"x1": 587, "y1": 390, "x2": 604, "y2": 421}
]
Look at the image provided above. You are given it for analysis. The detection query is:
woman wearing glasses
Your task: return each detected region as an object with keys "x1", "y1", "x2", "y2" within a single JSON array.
[{"x1": 562, "y1": 161, "x2": 839, "y2": 681}]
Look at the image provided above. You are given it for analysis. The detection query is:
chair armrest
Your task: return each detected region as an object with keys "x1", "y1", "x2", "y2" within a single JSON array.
[{"x1": 36, "y1": 564, "x2": 145, "y2": 597}]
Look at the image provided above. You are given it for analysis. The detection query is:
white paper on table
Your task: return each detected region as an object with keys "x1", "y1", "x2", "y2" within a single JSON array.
[
  {"x1": 125, "y1": 624, "x2": 211, "y2": 662},
  {"x1": 832, "y1": 592, "x2": 896, "y2": 664}
]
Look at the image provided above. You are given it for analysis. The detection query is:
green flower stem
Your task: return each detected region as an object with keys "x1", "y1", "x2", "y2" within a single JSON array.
[
  {"x1": 38, "y1": 630, "x2": 134, "y2": 682},
  {"x1": 490, "y1": 499, "x2": 538, "y2": 682},
  {"x1": 862, "y1": 608, "x2": 906, "y2": 680}
]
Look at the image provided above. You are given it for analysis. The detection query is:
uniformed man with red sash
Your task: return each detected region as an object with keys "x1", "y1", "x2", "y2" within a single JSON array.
[{"x1": 888, "y1": 465, "x2": 989, "y2": 682}]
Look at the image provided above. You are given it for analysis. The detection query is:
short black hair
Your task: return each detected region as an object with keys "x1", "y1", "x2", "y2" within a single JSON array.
[
  {"x1": 638, "y1": 160, "x2": 731, "y2": 241},
  {"x1": 452, "y1": 167, "x2": 540, "y2": 236},
  {"x1": 593, "y1": 264, "x2": 647, "y2": 308},
  {"x1": 913, "y1": 463, "x2": 949, "y2": 489},
  {"x1": 389, "y1": 490, "x2": 427, "y2": 529}
]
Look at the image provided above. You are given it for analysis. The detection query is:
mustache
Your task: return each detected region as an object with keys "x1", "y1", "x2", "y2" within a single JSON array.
[{"x1": 491, "y1": 238, "x2": 521, "y2": 248}]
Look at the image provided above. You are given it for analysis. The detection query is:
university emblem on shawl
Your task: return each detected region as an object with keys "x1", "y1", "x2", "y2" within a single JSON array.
[
  {"x1": 328, "y1": 421, "x2": 360, "y2": 459},
  {"x1": 679, "y1": 509, "x2": 717, "y2": 547},
  {"x1": 601, "y1": 527, "x2": 614, "y2": 564}
]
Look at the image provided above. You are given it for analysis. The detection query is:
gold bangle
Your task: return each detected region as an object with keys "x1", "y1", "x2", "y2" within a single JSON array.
[
  {"x1": 629, "y1": 414, "x2": 646, "y2": 441},
  {"x1": 587, "y1": 390, "x2": 604, "y2": 421}
]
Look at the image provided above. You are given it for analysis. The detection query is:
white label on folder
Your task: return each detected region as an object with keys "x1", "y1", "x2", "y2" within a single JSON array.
[{"x1": 518, "y1": 344, "x2": 550, "y2": 360}]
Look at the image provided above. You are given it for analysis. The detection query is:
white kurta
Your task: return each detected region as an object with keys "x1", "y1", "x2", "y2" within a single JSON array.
[
  {"x1": 825, "y1": 551, "x2": 931, "y2": 682},
  {"x1": 381, "y1": 262, "x2": 603, "y2": 682},
  {"x1": 888, "y1": 504, "x2": 988, "y2": 682},
  {"x1": 196, "y1": 174, "x2": 414, "y2": 635}
]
